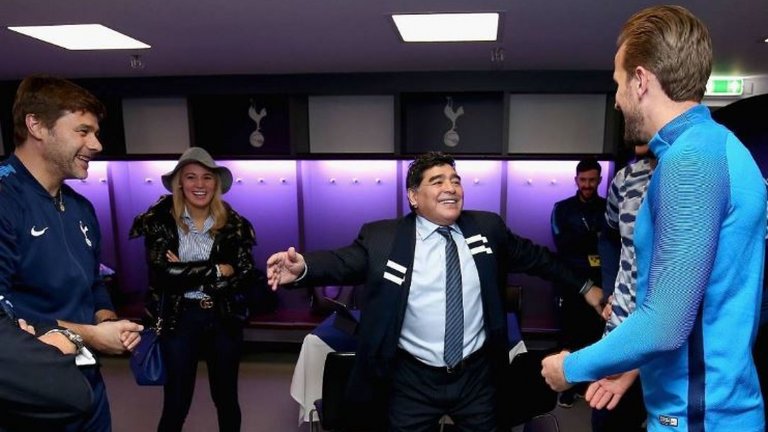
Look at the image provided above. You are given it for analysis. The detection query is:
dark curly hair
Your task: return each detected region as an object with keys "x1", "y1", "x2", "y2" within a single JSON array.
[
  {"x1": 406, "y1": 152, "x2": 456, "y2": 190},
  {"x1": 406, "y1": 152, "x2": 456, "y2": 211}
]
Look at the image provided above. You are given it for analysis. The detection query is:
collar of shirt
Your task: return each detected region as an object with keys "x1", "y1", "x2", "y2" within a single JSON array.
[
  {"x1": 177, "y1": 207, "x2": 215, "y2": 264},
  {"x1": 415, "y1": 215, "x2": 462, "y2": 241},
  {"x1": 181, "y1": 206, "x2": 214, "y2": 234},
  {"x1": 649, "y1": 104, "x2": 711, "y2": 160}
]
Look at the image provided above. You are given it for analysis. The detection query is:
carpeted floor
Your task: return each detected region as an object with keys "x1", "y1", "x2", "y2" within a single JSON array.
[{"x1": 101, "y1": 349, "x2": 594, "y2": 431}]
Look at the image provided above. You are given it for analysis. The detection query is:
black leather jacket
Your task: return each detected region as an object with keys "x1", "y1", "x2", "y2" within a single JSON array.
[{"x1": 129, "y1": 195, "x2": 256, "y2": 332}]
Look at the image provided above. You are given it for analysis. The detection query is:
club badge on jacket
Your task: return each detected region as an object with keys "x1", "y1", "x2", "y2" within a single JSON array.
[{"x1": 79, "y1": 221, "x2": 93, "y2": 248}]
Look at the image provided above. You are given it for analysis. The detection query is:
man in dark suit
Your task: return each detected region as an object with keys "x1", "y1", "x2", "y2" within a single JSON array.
[{"x1": 267, "y1": 152, "x2": 603, "y2": 431}]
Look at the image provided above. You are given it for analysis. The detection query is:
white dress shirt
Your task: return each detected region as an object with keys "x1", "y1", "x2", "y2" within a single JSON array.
[{"x1": 398, "y1": 216, "x2": 486, "y2": 367}]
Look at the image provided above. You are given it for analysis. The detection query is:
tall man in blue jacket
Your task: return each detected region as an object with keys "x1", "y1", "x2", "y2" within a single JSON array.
[
  {"x1": 0, "y1": 76, "x2": 144, "y2": 431},
  {"x1": 541, "y1": 6, "x2": 766, "y2": 431},
  {"x1": 267, "y1": 152, "x2": 603, "y2": 431}
]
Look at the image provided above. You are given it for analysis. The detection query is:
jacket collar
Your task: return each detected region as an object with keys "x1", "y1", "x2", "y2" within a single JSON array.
[
  {"x1": 385, "y1": 211, "x2": 496, "y2": 293},
  {"x1": 649, "y1": 104, "x2": 712, "y2": 160},
  {"x1": 7, "y1": 154, "x2": 64, "y2": 200}
]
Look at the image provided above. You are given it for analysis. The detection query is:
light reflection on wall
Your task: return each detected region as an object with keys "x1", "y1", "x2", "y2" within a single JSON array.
[
  {"x1": 64, "y1": 158, "x2": 614, "y2": 321},
  {"x1": 505, "y1": 159, "x2": 613, "y2": 327},
  {"x1": 302, "y1": 160, "x2": 398, "y2": 250},
  {"x1": 65, "y1": 161, "x2": 115, "y2": 268}
]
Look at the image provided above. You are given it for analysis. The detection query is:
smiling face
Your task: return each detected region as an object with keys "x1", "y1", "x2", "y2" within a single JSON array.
[
  {"x1": 575, "y1": 169, "x2": 601, "y2": 202},
  {"x1": 41, "y1": 110, "x2": 102, "y2": 181},
  {"x1": 407, "y1": 164, "x2": 463, "y2": 226},
  {"x1": 179, "y1": 163, "x2": 218, "y2": 212}
]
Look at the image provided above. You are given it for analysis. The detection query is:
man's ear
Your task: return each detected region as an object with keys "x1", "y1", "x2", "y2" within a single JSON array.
[
  {"x1": 25, "y1": 114, "x2": 46, "y2": 140},
  {"x1": 407, "y1": 188, "x2": 418, "y2": 208},
  {"x1": 634, "y1": 66, "x2": 650, "y2": 98}
]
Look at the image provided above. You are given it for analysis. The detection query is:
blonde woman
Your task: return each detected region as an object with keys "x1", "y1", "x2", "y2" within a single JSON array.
[{"x1": 130, "y1": 147, "x2": 256, "y2": 432}]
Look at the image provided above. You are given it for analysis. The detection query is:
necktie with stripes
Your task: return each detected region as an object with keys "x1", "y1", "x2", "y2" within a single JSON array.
[{"x1": 437, "y1": 226, "x2": 463, "y2": 368}]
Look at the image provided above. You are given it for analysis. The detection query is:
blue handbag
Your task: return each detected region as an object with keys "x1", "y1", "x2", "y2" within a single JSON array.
[{"x1": 130, "y1": 296, "x2": 166, "y2": 386}]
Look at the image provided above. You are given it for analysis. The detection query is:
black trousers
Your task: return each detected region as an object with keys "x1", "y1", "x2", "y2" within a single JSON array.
[
  {"x1": 591, "y1": 378, "x2": 646, "y2": 432},
  {"x1": 388, "y1": 348, "x2": 497, "y2": 432},
  {"x1": 557, "y1": 291, "x2": 604, "y2": 400},
  {"x1": 558, "y1": 291, "x2": 604, "y2": 352},
  {"x1": 157, "y1": 303, "x2": 243, "y2": 432}
]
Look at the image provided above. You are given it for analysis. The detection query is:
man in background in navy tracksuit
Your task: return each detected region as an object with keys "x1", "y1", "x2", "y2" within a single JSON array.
[{"x1": 550, "y1": 158, "x2": 606, "y2": 408}]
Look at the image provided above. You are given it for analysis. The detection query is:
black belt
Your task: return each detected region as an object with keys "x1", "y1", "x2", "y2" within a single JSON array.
[
  {"x1": 397, "y1": 345, "x2": 486, "y2": 374},
  {"x1": 182, "y1": 297, "x2": 214, "y2": 309}
]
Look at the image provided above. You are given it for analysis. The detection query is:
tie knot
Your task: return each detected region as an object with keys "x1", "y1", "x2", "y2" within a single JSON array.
[{"x1": 436, "y1": 226, "x2": 452, "y2": 240}]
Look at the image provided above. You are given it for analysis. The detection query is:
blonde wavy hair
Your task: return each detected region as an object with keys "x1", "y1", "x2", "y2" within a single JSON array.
[{"x1": 169, "y1": 165, "x2": 228, "y2": 235}]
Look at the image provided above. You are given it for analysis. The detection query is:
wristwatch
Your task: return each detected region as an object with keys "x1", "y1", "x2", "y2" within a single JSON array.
[{"x1": 45, "y1": 329, "x2": 85, "y2": 352}]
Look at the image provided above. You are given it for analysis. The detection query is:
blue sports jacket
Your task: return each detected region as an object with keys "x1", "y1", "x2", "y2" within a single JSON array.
[
  {"x1": 564, "y1": 105, "x2": 766, "y2": 431},
  {"x1": 0, "y1": 155, "x2": 112, "y2": 326}
]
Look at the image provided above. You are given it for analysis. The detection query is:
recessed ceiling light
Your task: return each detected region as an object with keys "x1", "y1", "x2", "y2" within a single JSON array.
[
  {"x1": 392, "y1": 13, "x2": 499, "y2": 42},
  {"x1": 8, "y1": 24, "x2": 150, "y2": 50}
]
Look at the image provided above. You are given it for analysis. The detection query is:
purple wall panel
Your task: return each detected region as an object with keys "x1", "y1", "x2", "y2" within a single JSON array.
[
  {"x1": 453, "y1": 160, "x2": 503, "y2": 213},
  {"x1": 220, "y1": 161, "x2": 305, "y2": 310},
  {"x1": 105, "y1": 160, "x2": 303, "y2": 313},
  {"x1": 301, "y1": 160, "x2": 398, "y2": 251},
  {"x1": 72, "y1": 158, "x2": 617, "y2": 324},
  {"x1": 65, "y1": 162, "x2": 116, "y2": 268},
  {"x1": 398, "y1": 160, "x2": 503, "y2": 215},
  {"x1": 505, "y1": 160, "x2": 613, "y2": 329},
  {"x1": 505, "y1": 160, "x2": 611, "y2": 247},
  {"x1": 398, "y1": 160, "x2": 412, "y2": 214},
  {"x1": 109, "y1": 160, "x2": 178, "y2": 314},
  {"x1": 217, "y1": 160, "x2": 299, "y2": 270}
]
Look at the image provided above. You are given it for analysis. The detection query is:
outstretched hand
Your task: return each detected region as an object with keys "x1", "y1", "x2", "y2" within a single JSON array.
[
  {"x1": 585, "y1": 369, "x2": 639, "y2": 410},
  {"x1": 266, "y1": 247, "x2": 306, "y2": 291}
]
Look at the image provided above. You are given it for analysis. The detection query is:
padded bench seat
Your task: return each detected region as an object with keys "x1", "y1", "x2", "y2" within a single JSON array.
[{"x1": 245, "y1": 308, "x2": 327, "y2": 343}]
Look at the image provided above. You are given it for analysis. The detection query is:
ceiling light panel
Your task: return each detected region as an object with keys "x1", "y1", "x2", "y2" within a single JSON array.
[
  {"x1": 8, "y1": 24, "x2": 150, "y2": 50},
  {"x1": 392, "y1": 13, "x2": 499, "y2": 42}
]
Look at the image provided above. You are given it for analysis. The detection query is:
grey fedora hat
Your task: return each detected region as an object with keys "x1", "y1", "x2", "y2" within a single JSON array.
[{"x1": 161, "y1": 147, "x2": 233, "y2": 193}]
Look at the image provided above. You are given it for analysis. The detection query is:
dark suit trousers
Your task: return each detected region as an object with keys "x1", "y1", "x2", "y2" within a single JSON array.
[
  {"x1": 158, "y1": 303, "x2": 243, "y2": 432},
  {"x1": 388, "y1": 349, "x2": 496, "y2": 432}
]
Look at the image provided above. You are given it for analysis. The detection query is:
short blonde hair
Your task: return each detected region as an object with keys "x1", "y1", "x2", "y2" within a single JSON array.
[{"x1": 618, "y1": 5, "x2": 711, "y2": 102}]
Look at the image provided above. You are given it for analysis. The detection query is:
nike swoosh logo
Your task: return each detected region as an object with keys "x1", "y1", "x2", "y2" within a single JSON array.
[{"x1": 30, "y1": 226, "x2": 49, "y2": 237}]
